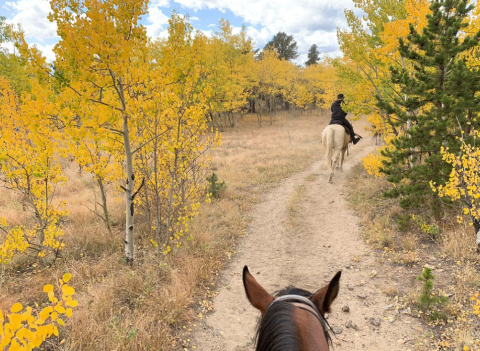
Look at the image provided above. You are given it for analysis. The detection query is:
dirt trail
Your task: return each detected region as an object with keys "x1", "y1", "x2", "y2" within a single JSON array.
[{"x1": 189, "y1": 129, "x2": 422, "y2": 350}]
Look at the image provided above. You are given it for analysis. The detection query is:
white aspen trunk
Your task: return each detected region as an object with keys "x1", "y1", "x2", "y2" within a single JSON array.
[
  {"x1": 123, "y1": 115, "x2": 135, "y2": 263},
  {"x1": 476, "y1": 229, "x2": 480, "y2": 253},
  {"x1": 166, "y1": 123, "x2": 180, "y2": 247}
]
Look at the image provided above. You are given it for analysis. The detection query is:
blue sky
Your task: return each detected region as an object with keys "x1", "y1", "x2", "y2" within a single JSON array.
[{"x1": 0, "y1": 0, "x2": 361, "y2": 65}]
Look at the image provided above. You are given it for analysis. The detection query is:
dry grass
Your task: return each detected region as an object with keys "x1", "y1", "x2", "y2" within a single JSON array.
[
  {"x1": 441, "y1": 222, "x2": 480, "y2": 262},
  {"x1": 345, "y1": 159, "x2": 480, "y2": 351},
  {"x1": 0, "y1": 112, "x2": 326, "y2": 351}
]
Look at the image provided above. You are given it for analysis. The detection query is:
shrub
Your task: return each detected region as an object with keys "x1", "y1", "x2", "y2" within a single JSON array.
[{"x1": 207, "y1": 173, "x2": 226, "y2": 199}]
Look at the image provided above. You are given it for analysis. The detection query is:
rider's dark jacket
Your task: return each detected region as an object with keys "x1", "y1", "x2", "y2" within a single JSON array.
[{"x1": 330, "y1": 100, "x2": 347, "y2": 121}]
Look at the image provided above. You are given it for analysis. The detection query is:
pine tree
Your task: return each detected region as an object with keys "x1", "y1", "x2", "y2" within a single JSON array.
[
  {"x1": 376, "y1": 0, "x2": 480, "y2": 209},
  {"x1": 305, "y1": 44, "x2": 320, "y2": 66},
  {"x1": 264, "y1": 32, "x2": 299, "y2": 61}
]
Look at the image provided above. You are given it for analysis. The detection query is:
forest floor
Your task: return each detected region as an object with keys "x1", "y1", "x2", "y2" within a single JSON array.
[{"x1": 186, "y1": 118, "x2": 428, "y2": 351}]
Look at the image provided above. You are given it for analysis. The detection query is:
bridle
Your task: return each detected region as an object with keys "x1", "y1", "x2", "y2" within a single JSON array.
[{"x1": 265, "y1": 295, "x2": 328, "y2": 331}]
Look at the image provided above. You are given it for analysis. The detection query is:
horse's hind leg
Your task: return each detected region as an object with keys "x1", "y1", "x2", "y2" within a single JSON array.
[
  {"x1": 339, "y1": 150, "x2": 346, "y2": 171},
  {"x1": 329, "y1": 153, "x2": 340, "y2": 183}
]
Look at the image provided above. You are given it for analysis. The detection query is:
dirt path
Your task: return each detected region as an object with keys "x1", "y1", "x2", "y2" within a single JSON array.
[{"x1": 189, "y1": 131, "x2": 422, "y2": 350}]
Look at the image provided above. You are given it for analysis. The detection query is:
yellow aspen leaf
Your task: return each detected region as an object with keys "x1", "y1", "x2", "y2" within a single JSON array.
[
  {"x1": 9, "y1": 338, "x2": 21, "y2": 351},
  {"x1": 38, "y1": 307, "x2": 51, "y2": 320},
  {"x1": 54, "y1": 305, "x2": 66, "y2": 314},
  {"x1": 15, "y1": 327, "x2": 27, "y2": 340},
  {"x1": 65, "y1": 308, "x2": 73, "y2": 318},
  {"x1": 61, "y1": 285, "x2": 75, "y2": 296},
  {"x1": 62, "y1": 273, "x2": 72, "y2": 283},
  {"x1": 65, "y1": 300, "x2": 78, "y2": 307},
  {"x1": 11, "y1": 303, "x2": 23, "y2": 313},
  {"x1": 43, "y1": 284, "x2": 54, "y2": 293}
]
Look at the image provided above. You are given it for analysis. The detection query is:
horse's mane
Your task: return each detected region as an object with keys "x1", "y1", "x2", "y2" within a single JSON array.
[
  {"x1": 255, "y1": 286, "x2": 332, "y2": 351},
  {"x1": 256, "y1": 299, "x2": 302, "y2": 351}
]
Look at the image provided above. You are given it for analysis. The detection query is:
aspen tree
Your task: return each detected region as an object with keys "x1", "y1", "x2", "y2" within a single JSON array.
[
  {"x1": 0, "y1": 76, "x2": 66, "y2": 263},
  {"x1": 203, "y1": 20, "x2": 254, "y2": 130},
  {"x1": 48, "y1": 0, "x2": 154, "y2": 262},
  {"x1": 145, "y1": 14, "x2": 219, "y2": 253},
  {"x1": 432, "y1": 129, "x2": 480, "y2": 252}
]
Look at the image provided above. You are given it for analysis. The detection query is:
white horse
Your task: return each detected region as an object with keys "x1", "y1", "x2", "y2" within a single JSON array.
[{"x1": 322, "y1": 124, "x2": 351, "y2": 183}]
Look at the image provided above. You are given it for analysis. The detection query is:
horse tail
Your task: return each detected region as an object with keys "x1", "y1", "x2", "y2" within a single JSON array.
[{"x1": 324, "y1": 126, "x2": 334, "y2": 170}]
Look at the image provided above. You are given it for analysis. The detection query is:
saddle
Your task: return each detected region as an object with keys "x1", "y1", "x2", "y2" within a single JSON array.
[{"x1": 329, "y1": 120, "x2": 351, "y2": 135}]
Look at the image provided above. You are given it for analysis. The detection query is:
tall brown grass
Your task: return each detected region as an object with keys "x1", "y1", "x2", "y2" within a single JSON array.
[
  {"x1": 0, "y1": 111, "x2": 327, "y2": 350},
  {"x1": 346, "y1": 160, "x2": 480, "y2": 351}
]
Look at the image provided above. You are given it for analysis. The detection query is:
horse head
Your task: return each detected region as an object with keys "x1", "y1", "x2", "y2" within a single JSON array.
[{"x1": 243, "y1": 266, "x2": 341, "y2": 351}]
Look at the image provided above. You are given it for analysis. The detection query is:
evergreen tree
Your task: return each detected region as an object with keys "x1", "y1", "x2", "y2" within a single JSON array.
[
  {"x1": 377, "y1": 0, "x2": 480, "y2": 209},
  {"x1": 305, "y1": 44, "x2": 320, "y2": 66},
  {"x1": 264, "y1": 32, "x2": 299, "y2": 61}
]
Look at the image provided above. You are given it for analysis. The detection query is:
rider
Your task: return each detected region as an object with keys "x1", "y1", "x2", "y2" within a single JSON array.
[{"x1": 329, "y1": 93, "x2": 362, "y2": 145}]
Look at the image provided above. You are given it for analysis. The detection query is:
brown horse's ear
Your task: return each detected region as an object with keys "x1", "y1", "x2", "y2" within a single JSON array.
[
  {"x1": 311, "y1": 271, "x2": 341, "y2": 315},
  {"x1": 243, "y1": 266, "x2": 273, "y2": 314}
]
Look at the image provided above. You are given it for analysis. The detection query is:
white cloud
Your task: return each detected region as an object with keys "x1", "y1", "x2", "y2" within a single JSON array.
[
  {"x1": 5, "y1": 0, "x2": 58, "y2": 42},
  {"x1": 0, "y1": 42, "x2": 16, "y2": 54},
  {"x1": 199, "y1": 29, "x2": 214, "y2": 38},
  {"x1": 244, "y1": 25, "x2": 271, "y2": 48},
  {"x1": 173, "y1": 0, "x2": 357, "y2": 63},
  {"x1": 31, "y1": 42, "x2": 56, "y2": 62},
  {"x1": 3, "y1": 0, "x2": 357, "y2": 64},
  {"x1": 145, "y1": 2, "x2": 171, "y2": 39},
  {"x1": 230, "y1": 25, "x2": 243, "y2": 35},
  {"x1": 153, "y1": 0, "x2": 170, "y2": 6}
]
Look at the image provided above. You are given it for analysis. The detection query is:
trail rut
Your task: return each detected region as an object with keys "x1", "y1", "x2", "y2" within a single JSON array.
[{"x1": 189, "y1": 131, "x2": 422, "y2": 351}]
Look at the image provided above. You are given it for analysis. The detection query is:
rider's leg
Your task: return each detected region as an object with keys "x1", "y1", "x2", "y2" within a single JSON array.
[{"x1": 343, "y1": 120, "x2": 362, "y2": 144}]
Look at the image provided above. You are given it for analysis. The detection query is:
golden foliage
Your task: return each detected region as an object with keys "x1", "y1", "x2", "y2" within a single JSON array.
[
  {"x1": 432, "y1": 130, "x2": 480, "y2": 223},
  {"x1": 0, "y1": 76, "x2": 66, "y2": 264},
  {"x1": 0, "y1": 273, "x2": 78, "y2": 350}
]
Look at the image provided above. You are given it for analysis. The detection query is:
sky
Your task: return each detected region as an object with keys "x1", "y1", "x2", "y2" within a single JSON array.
[{"x1": 0, "y1": 0, "x2": 363, "y2": 65}]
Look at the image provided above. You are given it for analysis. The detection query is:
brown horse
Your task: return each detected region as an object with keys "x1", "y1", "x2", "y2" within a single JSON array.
[
  {"x1": 322, "y1": 124, "x2": 351, "y2": 183},
  {"x1": 243, "y1": 266, "x2": 341, "y2": 351}
]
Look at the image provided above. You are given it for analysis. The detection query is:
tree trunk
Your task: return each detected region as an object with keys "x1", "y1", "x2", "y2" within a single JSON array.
[
  {"x1": 166, "y1": 149, "x2": 178, "y2": 248},
  {"x1": 473, "y1": 217, "x2": 480, "y2": 253},
  {"x1": 123, "y1": 115, "x2": 135, "y2": 263},
  {"x1": 232, "y1": 112, "x2": 238, "y2": 129},
  {"x1": 153, "y1": 129, "x2": 162, "y2": 254},
  {"x1": 97, "y1": 177, "x2": 111, "y2": 233},
  {"x1": 257, "y1": 98, "x2": 262, "y2": 127}
]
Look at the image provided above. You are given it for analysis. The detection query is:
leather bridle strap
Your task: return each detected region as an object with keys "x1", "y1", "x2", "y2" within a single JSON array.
[{"x1": 265, "y1": 295, "x2": 326, "y2": 327}]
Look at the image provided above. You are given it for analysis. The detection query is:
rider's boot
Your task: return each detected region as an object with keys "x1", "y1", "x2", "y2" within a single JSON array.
[{"x1": 352, "y1": 133, "x2": 362, "y2": 145}]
